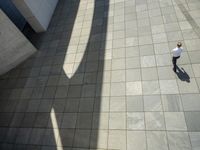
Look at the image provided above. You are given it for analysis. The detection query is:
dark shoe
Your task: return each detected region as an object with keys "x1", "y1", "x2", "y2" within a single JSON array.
[{"x1": 173, "y1": 68, "x2": 176, "y2": 72}]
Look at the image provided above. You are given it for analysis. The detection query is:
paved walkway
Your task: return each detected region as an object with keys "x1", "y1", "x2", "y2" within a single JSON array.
[{"x1": 1, "y1": 0, "x2": 200, "y2": 149}]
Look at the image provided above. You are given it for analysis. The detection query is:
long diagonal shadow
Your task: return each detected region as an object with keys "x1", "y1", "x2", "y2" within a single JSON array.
[{"x1": 48, "y1": 0, "x2": 110, "y2": 149}]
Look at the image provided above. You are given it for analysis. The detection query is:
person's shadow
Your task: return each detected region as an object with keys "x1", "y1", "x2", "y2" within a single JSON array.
[{"x1": 176, "y1": 66, "x2": 190, "y2": 83}]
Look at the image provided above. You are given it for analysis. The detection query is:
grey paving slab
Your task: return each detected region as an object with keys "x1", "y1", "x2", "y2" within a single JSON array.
[
  {"x1": 177, "y1": 78, "x2": 199, "y2": 94},
  {"x1": 181, "y1": 94, "x2": 200, "y2": 111},
  {"x1": 157, "y1": 66, "x2": 176, "y2": 79},
  {"x1": 127, "y1": 112, "x2": 145, "y2": 130},
  {"x1": 156, "y1": 54, "x2": 171, "y2": 66},
  {"x1": 126, "y1": 81, "x2": 142, "y2": 95},
  {"x1": 139, "y1": 44, "x2": 155, "y2": 56},
  {"x1": 108, "y1": 130, "x2": 126, "y2": 150},
  {"x1": 144, "y1": 95, "x2": 162, "y2": 111},
  {"x1": 189, "y1": 132, "x2": 200, "y2": 150},
  {"x1": 126, "y1": 96, "x2": 144, "y2": 112},
  {"x1": 109, "y1": 113, "x2": 126, "y2": 129},
  {"x1": 159, "y1": 80, "x2": 179, "y2": 94},
  {"x1": 126, "y1": 68, "x2": 141, "y2": 81},
  {"x1": 140, "y1": 55, "x2": 156, "y2": 67},
  {"x1": 185, "y1": 112, "x2": 200, "y2": 131},
  {"x1": 127, "y1": 131, "x2": 146, "y2": 150},
  {"x1": 145, "y1": 112, "x2": 165, "y2": 130},
  {"x1": 162, "y1": 94, "x2": 183, "y2": 112},
  {"x1": 146, "y1": 131, "x2": 168, "y2": 150},
  {"x1": 73, "y1": 129, "x2": 90, "y2": 148},
  {"x1": 165, "y1": 112, "x2": 187, "y2": 131},
  {"x1": 126, "y1": 57, "x2": 140, "y2": 69},
  {"x1": 92, "y1": 113, "x2": 109, "y2": 130},
  {"x1": 141, "y1": 67, "x2": 158, "y2": 80},
  {"x1": 142, "y1": 80, "x2": 160, "y2": 95},
  {"x1": 167, "y1": 132, "x2": 192, "y2": 150},
  {"x1": 189, "y1": 51, "x2": 200, "y2": 64}
]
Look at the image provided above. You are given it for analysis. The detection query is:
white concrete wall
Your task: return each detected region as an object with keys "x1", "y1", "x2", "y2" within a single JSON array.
[
  {"x1": 12, "y1": 0, "x2": 58, "y2": 32},
  {"x1": 0, "y1": 9, "x2": 36, "y2": 75}
]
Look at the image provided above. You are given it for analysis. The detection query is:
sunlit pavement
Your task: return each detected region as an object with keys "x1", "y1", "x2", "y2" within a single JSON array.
[{"x1": 1, "y1": 0, "x2": 200, "y2": 149}]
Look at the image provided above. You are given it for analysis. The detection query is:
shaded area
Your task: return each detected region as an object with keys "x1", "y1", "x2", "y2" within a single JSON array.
[
  {"x1": 0, "y1": 0, "x2": 109, "y2": 149},
  {"x1": 176, "y1": 66, "x2": 190, "y2": 83}
]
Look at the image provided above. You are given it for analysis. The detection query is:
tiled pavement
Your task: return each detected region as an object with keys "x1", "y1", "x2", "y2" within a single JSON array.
[{"x1": 1, "y1": 0, "x2": 200, "y2": 149}]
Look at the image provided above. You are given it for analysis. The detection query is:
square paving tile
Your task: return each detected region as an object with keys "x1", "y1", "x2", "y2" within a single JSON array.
[
  {"x1": 177, "y1": 78, "x2": 199, "y2": 94},
  {"x1": 111, "y1": 82, "x2": 126, "y2": 96},
  {"x1": 113, "y1": 48, "x2": 125, "y2": 59},
  {"x1": 192, "y1": 64, "x2": 200, "y2": 77},
  {"x1": 126, "y1": 96, "x2": 144, "y2": 112},
  {"x1": 189, "y1": 51, "x2": 200, "y2": 64},
  {"x1": 140, "y1": 55, "x2": 156, "y2": 67},
  {"x1": 189, "y1": 132, "x2": 200, "y2": 150},
  {"x1": 61, "y1": 113, "x2": 77, "y2": 129},
  {"x1": 127, "y1": 131, "x2": 146, "y2": 150},
  {"x1": 94, "y1": 97, "x2": 110, "y2": 112},
  {"x1": 110, "y1": 97, "x2": 126, "y2": 112},
  {"x1": 92, "y1": 113, "x2": 109, "y2": 129},
  {"x1": 153, "y1": 33, "x2": 168, "y2": 43},
  {"x1": 126, "y1": 46, "x2": 140, "y2": 57},
  {"x1": 157, "y1": 66, "x2": 176, "y2": 79},
  {"x1": 162, "y1": 94, "x2": 183, "y2": 112},
  {"x1": 159, "y1": 80, "x2": 179, "y2": 94},
  {"x1": 181, "y1": 94, "x2": 200, "y2": 111},
  {"x1": 146, "y1": 131, "x2": 168, "y2": 150},
  {"x1": 111, "y1": 70, "x2": 126, "y2": 82},
  {"x1": 142, "y1": 80, "x2": 160, "y2": 95},
  {"x1": 141, "y1": 67, "x2": 158, "y2": 80},
  {"x1": 144, "y1": 95, "x2": 162, "y2": 111},
  {"x1": 139, "y1": 35, "x2": 153, "y2": 45},
  {"x1": 109, "y1": 113, "x2": 126, "y2": 129},
  {"x1": 76, "y1": 113, "x2": 93, "y2": 129},
  {"x1": 139, "y1": 44, "x2": 154, "y2": 56},
  {"x1": 127, "y1": 112, "x2": 145, "y2": 130},
  {"x1": 167, "y1": 132, "x2": 192, "y2": 150},
  {"x1": 185, "y1": 112, "x2": 200, "y2": 131},
  {"x1": 73, "y1": 129, "x2": 90, "y2": 148},
  {"x1": 145, "y1": 112, "x2": 165, "y2": 130},
  {"x1": 126, "y1": 81, "x2": 142, "y2": 95},
  {"x1": 90, "y1": 130, "x2": 108, "y2": 149},
  {"x1": 126, "y1": 57, "x2": 140, "y2": 69},
  {"x1": 108, "y1": 130, "x2": 126, "y2": 150},
  {"x1": 126, "y1": 69, "x2": 141, "y2": 81},
  {"x1": 79, "y1": 98, "x2": 94, "y2": 112},
  {"x1": 165, "y1": 112, "x2": 187, "y2": 131},
  {"x1": 156, "y1": 54, "x2": 171, "y2": 66},
  {"x1": 57, "y1": 129, "x2": 74, "y2": 147},
  {"x1": 112, "y1": 58, "x2": 126, "y2": 70}
]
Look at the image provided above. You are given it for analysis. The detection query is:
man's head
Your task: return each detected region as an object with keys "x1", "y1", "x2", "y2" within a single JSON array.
[{"x1": 177, "y1": 42, "x2": 182, "y2": 48}]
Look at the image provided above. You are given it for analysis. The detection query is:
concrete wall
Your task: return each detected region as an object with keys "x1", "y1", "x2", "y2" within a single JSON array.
[
  {"x1": 0, "y1": 9, "x2": 36, "y2": 75},
  {"x1": 12, "y1": 0, "x2": 58, "y2": 32},
  {"x1": 0, "y1": 0, "x2": 26, "y2": 31}
]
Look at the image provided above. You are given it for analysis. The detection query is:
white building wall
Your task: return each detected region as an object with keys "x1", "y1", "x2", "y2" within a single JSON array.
[{"x1": 12, "y1": 0, "x2": 58, "y2": 32}]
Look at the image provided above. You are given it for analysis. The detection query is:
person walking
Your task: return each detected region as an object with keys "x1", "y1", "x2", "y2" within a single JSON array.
[{"x1": 172, "y1": 42, "x2": 183, "y2": 72}]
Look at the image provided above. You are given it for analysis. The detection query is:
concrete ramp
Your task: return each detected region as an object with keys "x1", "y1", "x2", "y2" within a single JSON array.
[{"x1": 0, "y1": 9, "x2": 36, "y2": 75}]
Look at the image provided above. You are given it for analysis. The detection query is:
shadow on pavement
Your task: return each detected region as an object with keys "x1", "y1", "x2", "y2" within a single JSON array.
[{"x1": 176, "y1": 66, "x2": 190, "y2": 83}]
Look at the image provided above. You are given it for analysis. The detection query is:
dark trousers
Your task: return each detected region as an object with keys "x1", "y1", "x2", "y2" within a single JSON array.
[{"x1": 172, "y1": 56, "x2": 180, "y2": 71}]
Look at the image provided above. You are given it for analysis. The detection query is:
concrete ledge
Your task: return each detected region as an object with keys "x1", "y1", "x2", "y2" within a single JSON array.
[{"x1": 0, "y1": 9, "x2": 37, "y2": 75}]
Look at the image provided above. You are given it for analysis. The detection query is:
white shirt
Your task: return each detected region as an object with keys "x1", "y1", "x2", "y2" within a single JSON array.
[{"x1": 172, "y1": 47, "x2": 183, "y2": 57}]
